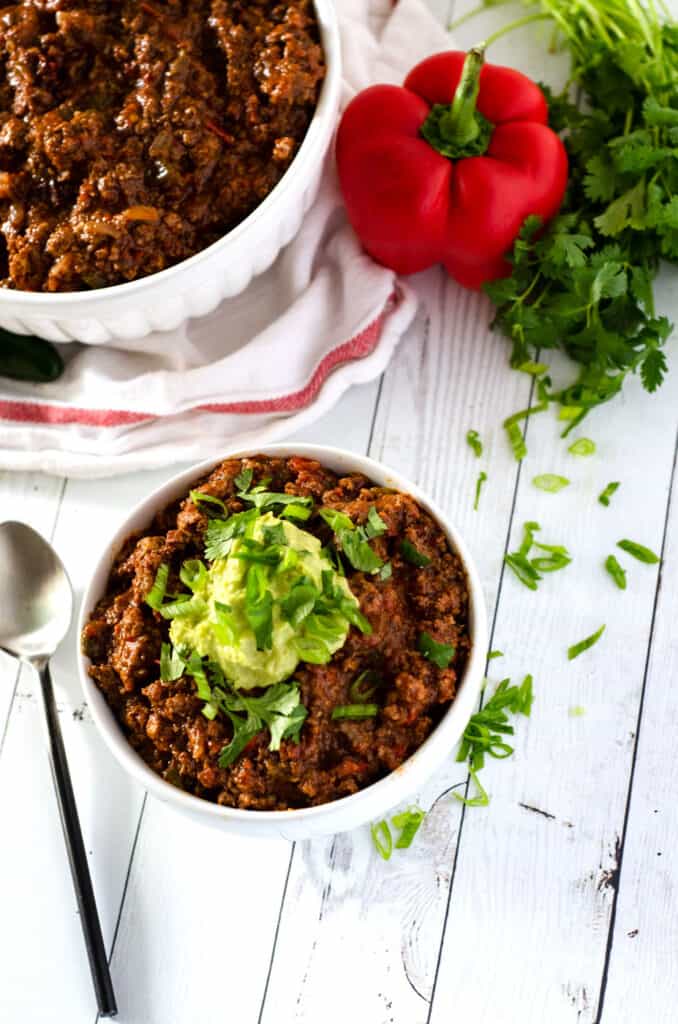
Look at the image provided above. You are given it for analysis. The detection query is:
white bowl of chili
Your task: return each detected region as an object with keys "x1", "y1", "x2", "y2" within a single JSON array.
[
  {"x1": 77, "y1": 444, "x2": 488, "y2": 840},
  {"x1": 0, "y1": 1, "x2": 341, "y2": 345}
]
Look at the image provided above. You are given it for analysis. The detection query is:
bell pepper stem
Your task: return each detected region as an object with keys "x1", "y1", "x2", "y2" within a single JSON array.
[{"x1": 440, "y1": 45, "x2": 485, "y2": 150}]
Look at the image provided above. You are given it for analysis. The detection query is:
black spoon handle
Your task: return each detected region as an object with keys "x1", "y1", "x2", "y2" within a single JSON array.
[{"x1": 37, "y1": 663, "x2": 117, "y2": 1018}]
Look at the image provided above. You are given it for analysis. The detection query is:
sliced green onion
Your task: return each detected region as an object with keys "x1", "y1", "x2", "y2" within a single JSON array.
[
  {"x1": 418, "y1": 631, "x2": 455, "y2": 668},
  {"x1": 370, "y1": 820, "x2": 393, "y2": 860},
  {"x1": 331, "y1": 704, "x2": 379, "y2": 720},
  {"x1": 532, "y1": 474, "x2": 570, "y2": 493},
  {"x1": 517, "y1": 360, "x2": 548, "y2": 376},
  {"x1": 179, "y1": 559, "x2": 207, "y2": 591},
  {"x1": 349, "y1": 670, "x2": 382, "y2": 703},
  {"x1": 569, "y1": 705, "x2": 586, "y2": 717},
  {"x1": 605, "y1": 554, "x2": 627, "y2": 590},
  {"x1": 504, "y1": 553, "x2": 541, "y2": 590},
  {"x1": 559, "y1": 405, "x2": 583, "y2": 421},
  {"x1": 281, "y1": 503, "x2": 312, "y2": 522},
  {"x1": 505, "y1": 420, "x2": 527, "y2": 461},
  {"x1": 598, "y1": 482, "x2": 620, "y2": 507},
  {"x1": 392, "y1": 806, "x2": 425, "y2": 849},
  {"x1": 487, "y1": 650, "x2": 503, "y2": 660},
  {"x1": 466, "y1": 429, "x2": 483, "y2": 457},
  {"x1": 568, "y1": 437, "x2": 596, "y2": 456},
  {"x1": 400, "y1": 539, "x2": 431, "y2": 567},
  {"x1": 145, "y1": 562, "x2": 169, "y2": 610},
  {"x1": 453, "y1": 767, "x2": 490, "y2": 808},
  {"x1": 568, "y1": 624, "x2": 606, "y2": 660},
  {"x1": 159, "y1": 595, "x2": 206, "y2": 620},
  {"x1": 617, "y1": 539, "x2": 660, "y2": 564},
  {"x1": 473, "y1": 471, "x2": 487, "y2": 511}
]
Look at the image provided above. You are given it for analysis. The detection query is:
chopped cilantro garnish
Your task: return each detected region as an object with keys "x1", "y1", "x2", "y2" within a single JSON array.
[
  {"x1": 618, "y1": 539, "x2": 660, "y2": 564},
  {"x1": 568, "y1": 438, "x2": 596, "y2": 456},
  {"x1": 379, "y1": 561, "x2": 392, "y2": 581},
  {"x1": 179, "y1": 559, "x2": 207, "y2": 591},
  {"x1": 341, "y1": 529, "x2": 383, "y2": 573},
  {"x1": 532, "y1": 474, "x2": 570, "y2": 493},
  {"x1": 204, "y1": 508, "x2": 259, "y2": 561},
  {"x1": 400, "y1": 539, "x2": 431, "y2": 567},
  {"x1": 190, "y1": 491, "x2": 227, "y2": 516},
  {"x1": 568, "y1": 624, "x2": 606, "y2": 660},
  {"x1": 242, "y1": 490, "x2": 314, "y2": 512},
  {"x1": 605, "y1": 554, "x2": 627, "y2": 590},
  {"x1": 244, "y1": 564, "x2": 274, "y2": 650},
  {"x1": 233, "y1": 467, "x2": 253, "y2": 493},
  {"x1": 319, "y1": 508, "x2": 354, "y2": 533},
  {"x1": 466, "y1": 429, "x2": 483, "y2": 457},
  {"x1": 281, "y1": 503, "x2": 312, "y2": 522},
  {"x1": 473, "y1": 470, "x2": 487, "y2": 511},
  {"x1": 418, "y1": 631, "x2": 455, "y2": 668},
  {"x1": 159, "y1": 643, "x2": 185, "y2": 682},
  {"x1": 599, "y1": 482, "x2": 620, "y2": 507},
  {"x1": 366, "y1": 505, "x2": 387, "y2": 538}
]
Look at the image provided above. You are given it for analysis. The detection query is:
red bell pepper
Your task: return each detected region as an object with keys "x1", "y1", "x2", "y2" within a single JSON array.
[{"x1": 336, "y1": 47, "x2": 568, "y2": 289}]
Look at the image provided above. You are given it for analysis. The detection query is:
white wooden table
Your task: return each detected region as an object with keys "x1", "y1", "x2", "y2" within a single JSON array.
[{"x1": 2, "y1": 3, "x2": 678, "y2": 1021}]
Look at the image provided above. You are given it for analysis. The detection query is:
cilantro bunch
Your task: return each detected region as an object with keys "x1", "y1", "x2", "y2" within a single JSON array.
[{"x1": 475, "y1": 0, "x2": 678, "y2": 427}]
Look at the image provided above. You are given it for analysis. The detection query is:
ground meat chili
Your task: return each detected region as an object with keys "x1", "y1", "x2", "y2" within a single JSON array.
[
  {"x1": 0, "y1": 1, "x2": 324, "y2": 291},
  {"x1": 82, "y1": 456, "x2": 471, "y2": 810}
]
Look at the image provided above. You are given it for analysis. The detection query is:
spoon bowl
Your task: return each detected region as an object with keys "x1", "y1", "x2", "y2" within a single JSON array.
[
  {"x1": 0, "y1": 520, "x2": 117, "y2": 1017},
  {"x1": 0, "y1": 521, "x2": 73, "y2": 663}
]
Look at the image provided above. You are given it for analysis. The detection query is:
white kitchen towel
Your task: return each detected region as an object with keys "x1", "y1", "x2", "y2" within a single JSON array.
[{"x1": 0, "y1": 0, "x2": 449, "y2": 477}]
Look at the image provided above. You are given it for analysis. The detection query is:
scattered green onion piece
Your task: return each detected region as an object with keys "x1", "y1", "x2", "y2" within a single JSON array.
[
  {"x1": 532, "y1": 474, "x2": 570, "y2": 493},
  {"x1": 559, "y1": 406, "x2": 583, "y2": 421},
  {"x1": 319, "y1": 507, "x2": 354, "y2": 533},
  {"x1": 418, "y1": 631, "x2": 455, "y2": 668},
  {"x1": 349, "y1": 670, "x2": 382, "y2": 703},
  {"x1": 569, "y1": 706, "x2": 586, "y2": 718},
  {"x1": 617, "y1": 539, "x2": 660, "y2": 564},
  {"x1": 517, "y1": 360, "x2": 548, "y2": 376},
  {"x1": 487, "y1": 650, "x2": 503, "y2": 660},
  {"x1": 331, "y1": 704, "x2": 379, "y2": 720},
  {"x1": 568, "y1": 624, "x2": 606, "y2": 661},
  {"x1": 400, "y1": 539, "x2": 431, "y2": 567},
  {"x1": 605, "y1": 554, "x2": 627, "y2": 590},
  {"x1": 568, "y1": 438, "x2": 596, "y2": 456},
  {"x1": 370, "y1": 821, "x2": 393, "y2": 861},
  {"x1": 379, "y1": 561, "x2": 392, "y2": 581},
  {"x1": 392, "y1": 806, "x2": 426, "y2": 849},
  {"x1": 505, "y1": 420, "x2": 526, "y2": 461},
  {"x1": 598, "y1": 482, "x2": 620, "y2": 507},
  {"x1": 466, "y1": 429, "x2": 483, "y2": 457},
  {"x1": 340, "y1": 530, "x2": 383, "y2": 574},
  {"x1": 473, "y1": 471, "x2": 488, "y2": 511},
  {"x1": 281, "y1": 503, "x2": 312, "y2": 522},
  {"x1": 145, "y1": 563, "x2": 169, "y2": 610},
  {"x1": 453, "y1": 767, "x2": 490, "y2": 808},
  {"x1": 504, "y1": 553, "x2": 541, "y2": 590}
]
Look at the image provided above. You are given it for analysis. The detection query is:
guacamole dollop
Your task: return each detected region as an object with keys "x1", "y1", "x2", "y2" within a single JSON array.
[{"x1": 170, "y1": 513, "x2": 359, "y2": 689}]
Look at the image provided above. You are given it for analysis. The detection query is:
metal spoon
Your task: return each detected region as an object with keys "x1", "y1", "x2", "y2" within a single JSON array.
[{"x1": 0, "y1": 521, "x2": 117, "y2": 1018}]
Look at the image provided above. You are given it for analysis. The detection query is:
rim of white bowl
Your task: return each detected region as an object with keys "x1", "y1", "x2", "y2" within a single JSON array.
[
  {"x1": 0, "y1": 0, "x2": 341, "y2": 308},
  {"x1": 77, "y1": 444, "x2": 489, "y2": 824}
]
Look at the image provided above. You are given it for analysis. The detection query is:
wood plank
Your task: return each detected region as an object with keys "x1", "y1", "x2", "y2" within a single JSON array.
[
  {"x1": 594, "y1": 273, "x2": 678, "y2": 1022},
  {"x1": 428, "y1": 267, "x2": 678, "y2": 1022},
  {"x1": 260, "y1": 270, "x2": 534, "y2": 1023}
]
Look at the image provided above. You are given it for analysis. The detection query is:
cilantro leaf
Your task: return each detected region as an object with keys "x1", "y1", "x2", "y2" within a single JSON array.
[{"x1": 418, "y1": 631, "x2": 455, "y2": 668}]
